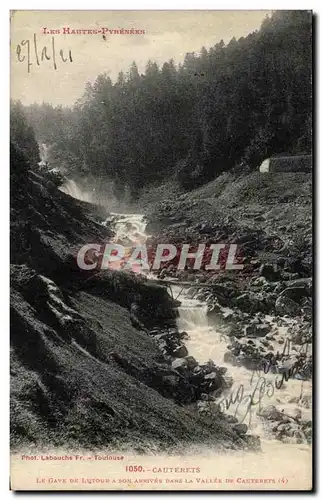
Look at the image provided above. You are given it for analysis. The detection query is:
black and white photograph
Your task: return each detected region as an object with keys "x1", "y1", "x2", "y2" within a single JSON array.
[{"x1": 9, "y1": 9, "x2": 313, "y2": 491}]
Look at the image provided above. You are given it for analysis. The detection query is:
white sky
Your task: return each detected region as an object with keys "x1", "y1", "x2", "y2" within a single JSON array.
[{"x1": 10, "y1": 10, "x2": 270, "y2": 106}]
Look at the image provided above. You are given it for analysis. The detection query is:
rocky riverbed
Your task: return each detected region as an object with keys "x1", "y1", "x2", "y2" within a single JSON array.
[
  {"x1": 134, "y1": 172, "x2": 313, "y2": 449},
  {"x1": 11, "y1": 159, "x2": 259, "y2": 453},
  {"x1": 105, "y1": 206, "x2": 312, "y2": 452}
]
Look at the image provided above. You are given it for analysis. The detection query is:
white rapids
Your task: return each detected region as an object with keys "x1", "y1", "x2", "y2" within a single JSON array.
[
  {"x1": 106, "y1": 212, "x2": 148, "y2": 246},
  {"x1": 110, "y1": 211, "x2": 312, "y2": 468},
  {"x1": 172, "y1": 286, "x2": 312, "y2": 436}
]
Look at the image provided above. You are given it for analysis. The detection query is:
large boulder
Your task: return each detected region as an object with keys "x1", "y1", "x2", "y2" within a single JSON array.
[
  {"x1": 245, "y1": 322, "x2": 270, "y2": 337},
  {"x1": 171, "y1": 358, "x2": 185, "y2": 371},
  {"x1": 275, "y1": 295, "x2": 302, "y2": 317},
  {"x1": 255, "y1": 323, "x2": 271, "y2": 337},
  {"x1": 173, "y1": 344, "x2": 188, "y2": 358},
  {"x1": 279, "y1": 279, "x2": 311, "y2": 303},
  {"x1": 233, "y1": 423, "x2": 248, "y2": 435},
  {"x1": 235, "y1": 293, "x2": 259, "y2": 312},
  {"x1": 259, "y1": 263, "x2": 281, "y2": 281},
  {"x1": 171, "y1": 355, "x2": 198, "y2": 371},
  {"x1": 185, "y1": 356, "x2": 199, "y2": 370}
]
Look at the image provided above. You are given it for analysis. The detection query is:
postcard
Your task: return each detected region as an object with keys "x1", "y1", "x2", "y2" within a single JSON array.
[{"x1": 10, "y1": 9, "x2": 313, "y2": 491}]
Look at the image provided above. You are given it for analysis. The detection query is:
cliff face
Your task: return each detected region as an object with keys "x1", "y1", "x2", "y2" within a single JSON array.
[{"x1": 10, "y1": 147, "x2": 246, "y2": 452}]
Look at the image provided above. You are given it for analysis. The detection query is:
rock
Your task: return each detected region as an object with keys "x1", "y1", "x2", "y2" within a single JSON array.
[
  {"x1": 207, "y1": 303, "x2": 222, "y2": 314},
  {"x1": 202, "y1": 372, "x2": 224, "y2": 393},
  {"x1": 171, "y1": 358, "x2": 188, "y2": 371},
  {"x1": 259, "y1": 263, "x2": 280, "y2": 281},
  {"x1": 171, "y1": 355, "x2": 199, "y2": 372},
  {"x1": 201, "y1": 359, "x2": 217, "y2": 372},
  {"x1": 199, "y1": 222, "x2": 212, "y2": 234},
  {"x1": 274, "y1": 283, "x2": 286, "y2": 294},
  {"x1": 275, "y1": 295, "x2": 301, "y2": 317},
  {"x1": 190, "y1": 371, "x2": 205, "y2": 386},
  {"x1": 235, "y1": 291, "x2": 273, "y2": 314},
  {"x1": 161, "y1": 374, "x2": 196, "y2": 404},
  {"x1": 185, "y1": 356, "x2": 198, "y2": 370},
  {"x1": 287, "y1": 396, "x2": 300, "y2": 404},
  {"x1": 229, "y1": 325, "x2": 245, "y2": 338},
  {"x1": 245, "y1": 323, "x2": 256, "y2": 336},
  {"x1": 226, "y1": 415, "x2": 238, "y2": 424},
  {"x1": 280, "y1": 283, "x2": 310, "y2": 303},
  {"x1": 149, "y1": 328, "x2": 161, "y2": 335},
  {"x1": 161, "y1": 374, "x2": 180, "y2": 387},
  {"x1": 288, "y1": 408, "x2": 302, "y2": 421},
  {"x1": 193, "y1": 365, "x2": 203, "y2": 374},
  {"x1": 255, "y1": 323, "x2": 271, "y2": 337},
  {"x1": 235, "y1": 293, "x2": 257, "y2": 311},
  {"x1": 258, "y1": 405, "x2": 283, "y2": 421},
  {"x1": 172, "y1": 344, "x2": 188, "y2": 358},
  {"x1": 233, "y1": 423, "x2": 248, "y2": 435},
  {"x1": 245, "y1": 322, "x2": 270, "y2": 337},
  {"x1": 219, "y1": 310, "x2": 234, "y2": 322},
  {"x1": 276, "y1": 423, "x2": 289, "y2": 436},
  {"x1": 224, "y1": 351, "x2": 237, "y2": 364},
  {"x1": 287, "y1": 277, "x2": 312, "y2": 290}
]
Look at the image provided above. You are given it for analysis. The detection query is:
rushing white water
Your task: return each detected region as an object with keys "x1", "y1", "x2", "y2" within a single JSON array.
[
  {"x1": 43, "y1": 174, "x2": 312, "y2": 486},
  {"x1": 107, "y1": 213, "x2": 148, "y2": 246},
  {"x1": 176, "y1": 296, "x2": 209, "y2": 332},
  {"x1": 174, "y1": 287, "x2": 312, "y2": 439},
  {"x1": 109, "y1": 212, "x2": 312, "y2": 469}
]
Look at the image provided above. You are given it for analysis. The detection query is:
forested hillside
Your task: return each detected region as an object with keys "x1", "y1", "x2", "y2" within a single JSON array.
[{"x1": 22, "y1": 10, "x2": 311, "y2": 198}]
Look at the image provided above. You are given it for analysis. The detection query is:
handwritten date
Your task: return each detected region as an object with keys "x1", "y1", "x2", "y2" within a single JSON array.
[{"x1": 16, "y1": 33, "x2": 73, "y2": 73}]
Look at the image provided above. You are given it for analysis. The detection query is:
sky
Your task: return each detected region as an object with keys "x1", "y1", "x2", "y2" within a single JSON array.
[{"x1": 10, "y1": 10, "x2": 271, "y2": 106}]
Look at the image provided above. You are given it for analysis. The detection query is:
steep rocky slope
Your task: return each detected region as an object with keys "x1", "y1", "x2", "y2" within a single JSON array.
[{"x1": 143, "y1": 170, "x2": 312, "y2": 276}]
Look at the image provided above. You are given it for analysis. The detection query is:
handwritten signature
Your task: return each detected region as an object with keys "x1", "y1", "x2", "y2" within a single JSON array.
[
  {"x1": 16, "y1": 33, "x2": 73, "y2": 73},
  {"x1": 214, "y1": 338, "x2": 311, "y2": 427}
]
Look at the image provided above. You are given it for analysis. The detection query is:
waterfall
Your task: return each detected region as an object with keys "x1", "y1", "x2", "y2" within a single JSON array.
[
  {"x1": 108, "y1": 213, "x2": 147, "y2": 246},
  {"x1": 59, "y1": 179, "x2": 94, "y2": 203},
  {"x1": 177, "y1": 303, "x2": 209, "y2": 331},
  {"x1": 171, "y1": 286, "x2": 209, "y2": 332}
]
